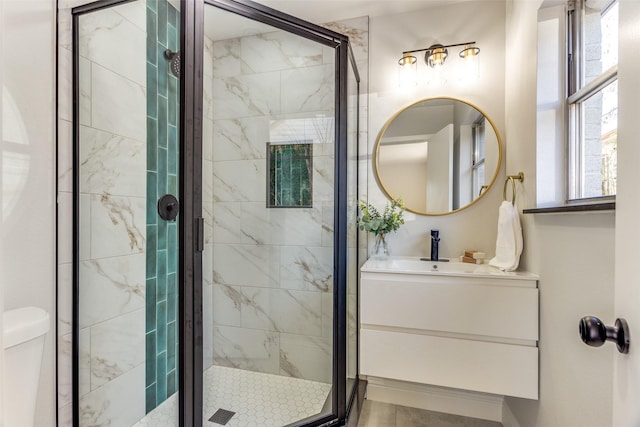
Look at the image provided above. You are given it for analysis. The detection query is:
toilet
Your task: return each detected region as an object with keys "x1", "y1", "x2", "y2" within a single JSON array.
[{"x1": 3, "y1": 307, "x2": 50, "y2": 427}]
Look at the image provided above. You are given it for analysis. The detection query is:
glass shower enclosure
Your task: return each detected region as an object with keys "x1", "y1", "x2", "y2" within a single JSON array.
[{"x1": 71, "y1": 0, "x2": 362, "y2": 425}]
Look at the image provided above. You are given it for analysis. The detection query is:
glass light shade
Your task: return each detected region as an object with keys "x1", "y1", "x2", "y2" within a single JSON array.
[
  {"x1": 426, "y1": 46, "x2": 448, "y2": 68},
  {"x1": 398, "y1": 54, "x2": 417, "y2": 88},
  {"x1": 458, "y1": 45, "x2": 480, "y2": 81}
]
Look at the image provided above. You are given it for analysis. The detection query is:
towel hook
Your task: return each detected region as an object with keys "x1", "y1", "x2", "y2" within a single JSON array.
[{"x1": 503, "y1": 172, "x2": 524, "y2": 205}]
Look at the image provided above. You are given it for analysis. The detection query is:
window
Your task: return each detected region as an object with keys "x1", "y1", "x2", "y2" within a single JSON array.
[
  {"x1": 472, "y1": 117, "x2": 486, "y2": 197},
  {"x1": 567, "y1": 0, "x2": 618, "y2": 201}
]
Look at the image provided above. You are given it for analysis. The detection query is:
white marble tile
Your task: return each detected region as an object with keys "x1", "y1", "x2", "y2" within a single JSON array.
[
  {"x1": 320, "y1": 202, "x2": 335, "y2": 248},
  {"x1": 78, "y1": 253, "x2": 145, "y2": 328},
  {"x1": 240, "y1": 31, "x2": 323, "y2": 74},
  {"x1": 59, "y1": 402, "x2": 73, "y2": 427},
  {"x1": 58, "y1": 8, "x2": 72, "y2": 51},
  {"x1": 280, "y1": 246, "x2": 333, "y2": 292},
  {"x1": 203, "y1": 117, "x2": 214, "y2": 161},
  {"x1": 212, "y1": 159, "x2": 265, "y2": 203},
  {"x1": 321, "y1": 291, "x2": 333, "y2": 339},
  {"x1": 58, "y1": 46, "x2": 72, "y2": 122},
  {"x1": 239, "y1": 286, "x2": 274, "y2": 331},
  {"x1": 80, "y1": 328, "x2": 91, "y2": 397},
  {"x1": 80, "y1": 194, "x2": 91, "y2": 261},
  {"x1": 313, "y1": 154, "x2": 335, "y2": 203},
  {"x1": 203, "y1": 72, "x2": 214, "y2": 120},
  {"x1": 203, "y1": 283, "x2": 214, "y2": 369},
  {"x1": 58, "y1": 119, "x2": 73, "y2": 192},
  {"x1": 203, "y1": 243, "x2": 214, "y2": 287},
  {"x1": 90, "y1": 309, "x2": 145, "y2": 389},
  {"x1": 212, "y1": 243, "x2": 279, "y2": 287},
  {"x1": 79, "y1": 125, "x2": 146, "y2": 197},
  {"x1": 213, "y1": 325, "x2": 279, "y2": 375},
  {"x1": 203, "y1": 200, "x2": 214, "y2": 247},
  {"x1": 79, "y1": 6, "x2": 146, "y2": 86},
  {"x1": 90, "y1": 194, "x2": 145, "y2": 258},
  {"x1": 57, "y1": 334, "x2": 72, "y2": 408},
  {"x1": 112, "y1": 0, "x2": 147, "y2": 32},
  {"x1": 281, "y1": 64, "x2": 334, "y2": 114},
  {"x1": 78, "y1": 363, "x2": 145, "y2": 427},
  {"x1": 212, "y1": 38, "x2": 241, "y2": 78},
  {"x1": 269, "y1": 116, "x2": 307, "y2": 144},
  {"x1": 280, "y1": 334, "x2": 331, "y2": 383},
  {"x1": 91, "y1": 62, "x2": 146, "y2": 142},
  {"x1": 213, "y1": 72, "x2": 281, "y2": 119},
  {"x1": 322, "y1": 16, "x2": 369, "y2": 64},
  {"x1": 58, "y1": 191, "x2": 73, "y2": 265},
  {"x1": 203, "y1": 158, "x2": 213, "y2": 203},
  {"x1": 58, "y1": 263, "x2": 73, "y2": 337},
  {"x1": 240, "y1": 203, "x2": 323, "y2": 247},
  {"x1": 212, "y1": 283, "x2": 242, "y2": 327},
  {"x1": 204, "y1": 36, "x2": 214, "y2": 78},
  {"x1": 212, "y1": 202, "x2": 242, "y2": 244},
  {"x1": 212, "y1": 117, "x2": 268, "y2": 161},
  {"x1": 269, "y1": 289, "x2": 322, "y2": 336},
  {"x1": 79, "y1": 55, "x2": 92, "y2": 127}
]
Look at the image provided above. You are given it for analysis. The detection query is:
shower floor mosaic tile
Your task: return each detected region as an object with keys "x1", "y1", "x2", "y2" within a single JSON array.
[{"x1": 133, "y1": 365, "x2": 332, "y2": 426}]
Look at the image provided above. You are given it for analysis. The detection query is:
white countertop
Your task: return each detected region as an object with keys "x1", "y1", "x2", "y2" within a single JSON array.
[{"x1": 361, "y1": 256, "x2": 539, "y2": 280}]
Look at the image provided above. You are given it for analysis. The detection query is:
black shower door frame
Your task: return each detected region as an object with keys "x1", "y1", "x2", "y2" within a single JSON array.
[
  {"x1": 190, "y1": 1, "x2": 358, "y2": 425},
  {"x1": 71, "y1": 0, "x2": 359, "y2": 425}
]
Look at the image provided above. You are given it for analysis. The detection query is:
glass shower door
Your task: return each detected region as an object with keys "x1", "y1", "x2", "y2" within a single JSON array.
[
  {"x1": 199, "y1": 1, "x2": 351, "y2": 425},
  {"x1": 73, "y1": 1, "x2": 182, "y2": 425}
]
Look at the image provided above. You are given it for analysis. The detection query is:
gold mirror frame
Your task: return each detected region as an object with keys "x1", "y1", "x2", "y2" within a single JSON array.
[{"x1": 373, "y1": 97, "x2": 503, "y2": 216}]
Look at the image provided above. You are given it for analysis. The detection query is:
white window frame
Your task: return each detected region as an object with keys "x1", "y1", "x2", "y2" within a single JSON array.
[{"x1": 566, "y1": 0, "x2": 618, "y2": 203}]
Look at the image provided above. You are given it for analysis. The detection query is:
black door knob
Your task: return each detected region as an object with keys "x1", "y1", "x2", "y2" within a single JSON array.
[{"x1": 579, "y1": 316, "x2": 630, "y2": 354}]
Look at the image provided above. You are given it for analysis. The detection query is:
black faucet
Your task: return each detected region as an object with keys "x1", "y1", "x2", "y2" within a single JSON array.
[{"x1": 430, "y1": 229, "x2": 440, "y2": 261}]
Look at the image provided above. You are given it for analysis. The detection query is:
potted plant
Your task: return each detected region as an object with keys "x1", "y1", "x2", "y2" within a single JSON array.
[{"x1": 357, "y1": 198, "x2": 405, "y2": 259}]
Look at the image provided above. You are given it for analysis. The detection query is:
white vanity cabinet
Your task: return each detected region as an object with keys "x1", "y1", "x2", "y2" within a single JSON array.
[{"x1": 360, "y1": 258, "x2": 539, "y2": 400}]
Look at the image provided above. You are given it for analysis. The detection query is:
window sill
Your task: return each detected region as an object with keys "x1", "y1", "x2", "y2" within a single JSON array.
[{"x1": 523, "y1": 202, "x2": 615, "y2": 214}]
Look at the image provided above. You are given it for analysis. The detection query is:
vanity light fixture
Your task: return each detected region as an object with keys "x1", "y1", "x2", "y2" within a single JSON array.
[
  {"x1": 398, "y1": 52, "x2": 418, "y2": 88},
  {"x1": 398, "y1": 41, "x2": 480, "y2": 85}
]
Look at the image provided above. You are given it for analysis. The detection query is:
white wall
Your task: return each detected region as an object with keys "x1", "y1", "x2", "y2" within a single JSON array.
[
  {"x1": 0, "y1": 0, "x2": 57, "y2": 426},
  {"x1": 368, "y1": 0, "x2": 506, "y2": 259},
  {"x1": 503, "y1": 1, "x2": 615, "y2": 426}
]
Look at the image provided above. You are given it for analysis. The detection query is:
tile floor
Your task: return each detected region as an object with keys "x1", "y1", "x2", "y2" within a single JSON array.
[
  {"x1": 133, "y1": 365, "x2": 331, "y2": 426},
  {"x1": 357, "y1": 400, "x2": 503, "y2": 427}
]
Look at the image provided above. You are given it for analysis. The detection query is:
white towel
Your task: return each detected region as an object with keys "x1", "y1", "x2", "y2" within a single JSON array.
[{"x1": 489, "y1": 201, "x2": 523, "y2": 271}]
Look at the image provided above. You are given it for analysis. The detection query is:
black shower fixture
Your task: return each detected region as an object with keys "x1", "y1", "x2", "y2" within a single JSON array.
[{"x1": 164, "y1": 49, "x2": 180, "y2": 78}]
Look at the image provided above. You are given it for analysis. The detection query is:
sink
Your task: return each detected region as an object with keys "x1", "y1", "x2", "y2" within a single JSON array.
[{"x1": 362, "y1": 256, "x2": 538, "y2": 280}]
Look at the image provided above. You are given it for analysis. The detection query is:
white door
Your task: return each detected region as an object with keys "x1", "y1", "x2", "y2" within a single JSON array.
[{"x1": 612, "y1": 1, "x2": 640, "y2": 425}]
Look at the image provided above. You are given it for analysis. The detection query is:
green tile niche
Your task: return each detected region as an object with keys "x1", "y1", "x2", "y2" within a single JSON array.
[
  {"x1": 145, "y1": 0, "x2": 179, "y2": 414},
  {"x1": 267, "y1": 142, "x2": 313, "y2": 208}
]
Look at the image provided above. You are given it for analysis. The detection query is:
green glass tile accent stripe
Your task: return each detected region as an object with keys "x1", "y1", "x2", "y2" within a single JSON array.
[
  {"x1": 145, "y1": 384, "x2": 156, "y2": 414},
  {"x1": 146, "y1": 0, "x2": 180, "y2": 413},
  {"x1": 268, "y1": 142, "x2": 313, "y2": 207}
]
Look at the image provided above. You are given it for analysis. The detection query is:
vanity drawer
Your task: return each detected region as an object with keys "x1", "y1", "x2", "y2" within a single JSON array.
[
  {"x1": 361, "y1": 275, "x2": 538, "y2": 341},
  {"x1": 360, "y1": 328, "x2": 538, "y2": 399}
]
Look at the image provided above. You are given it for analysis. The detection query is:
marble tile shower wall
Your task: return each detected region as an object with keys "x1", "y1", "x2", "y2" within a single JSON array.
[
  {"x1": 203, "y1": 16, "x2": 369, "y2": 384},
  {"x1": 57, "y1": 1, "x2": 149, "y2": 425}
]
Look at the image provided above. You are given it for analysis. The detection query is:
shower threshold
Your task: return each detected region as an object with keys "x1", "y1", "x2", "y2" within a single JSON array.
[{"x1": 133, "y1": 365, "x2": 332, "y2": 426}]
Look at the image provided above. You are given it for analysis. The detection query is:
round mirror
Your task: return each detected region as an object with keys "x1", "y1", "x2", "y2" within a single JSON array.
[{"x1": 374, "y1": 97, "x2": 503, "y2": 215}]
